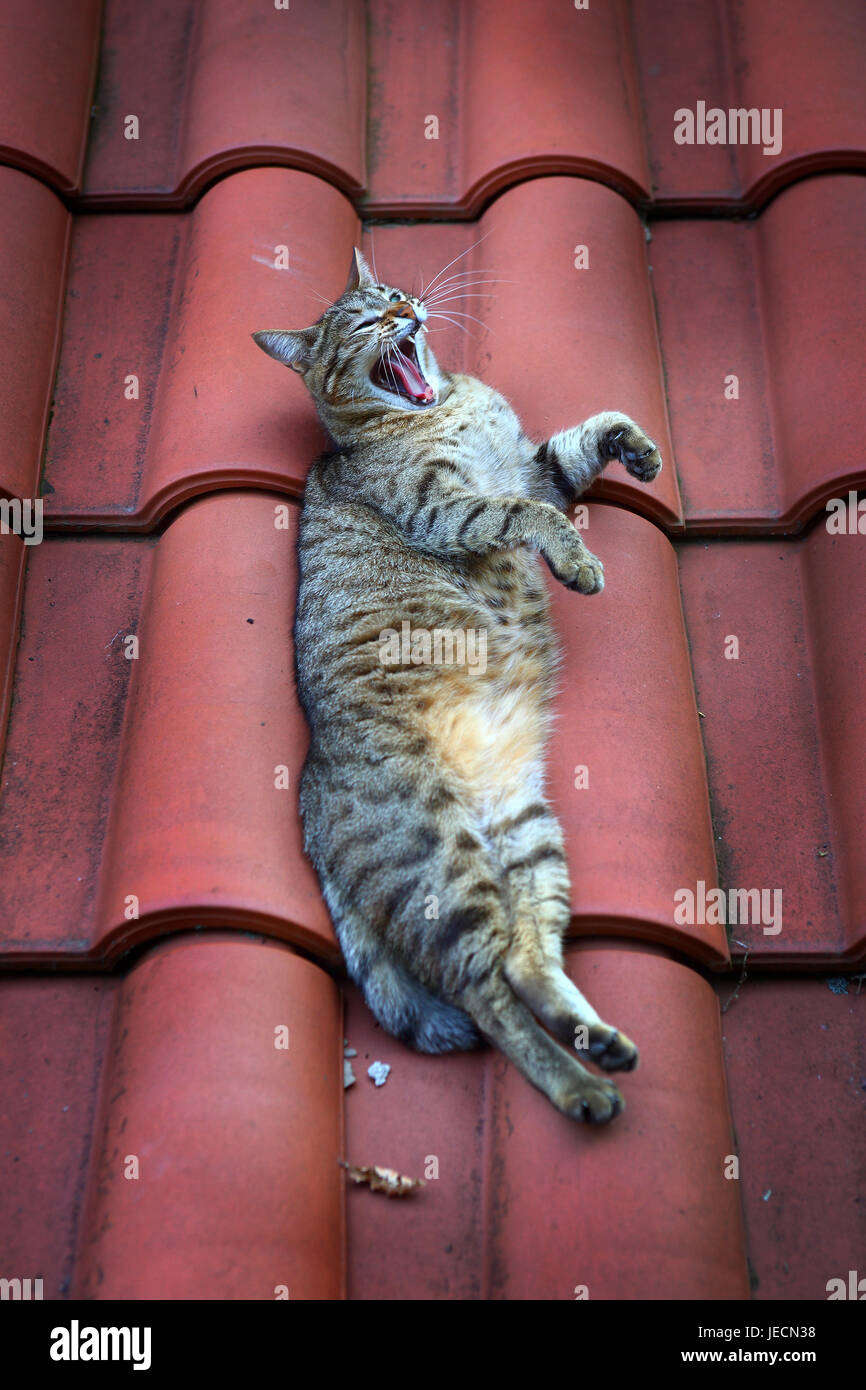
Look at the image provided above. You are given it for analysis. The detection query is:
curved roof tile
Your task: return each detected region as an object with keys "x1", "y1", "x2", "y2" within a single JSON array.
[
  {"x1": 72, "y1": 935, "x2": 344, "y2": 1300},
  {"x1": 651, "y1": 175, "x2": 866, "y2": 532},
  {"x1": 61, "y1": 0, "x2": 866, "y2": 213},
  {"x1": 364, "y1": 0, "x2": 650, "y2": 215},
  {"x1": 43, "y1": 169, "x2": 353, "y2": 528},
  {"x1": 679, "y1": 523, "x2": 866, "y2": 966},
  {"x1": 40, "y1": 169, "x2": 863, "y2": 535},
  {"x1": 83, "y1": 0, "x2": 366, "y2": 206},
  {"x1": 633, "y1": 0, "x2": 866, "y2": 209},
  {"x1": 43, "y1": 173, "x2": 680, "y2": 531},
  {"x1": 716, "y1": 974, "x2": 866, "y2": 1300},
  {"x1": 0, "y1": 0, "x2": 100, "y2": 194},
  {"x1": 344, "y1": 942, "x2": 749, "y2": 1299},
  {"x1": 0, "y1": 494, "x2": 724, "y2": 966},
  {"x1": 0, "y1": 169, "x2": 69, "y2": 506}
]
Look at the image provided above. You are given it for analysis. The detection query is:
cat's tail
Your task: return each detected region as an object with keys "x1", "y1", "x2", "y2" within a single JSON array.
[{"x1": 358, "y1": 955, "x2": 483, "y2": 1055}]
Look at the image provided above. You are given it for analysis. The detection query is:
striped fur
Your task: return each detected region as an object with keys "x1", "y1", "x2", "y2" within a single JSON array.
[{"x1": 254, "y1": 249, "x2": 662, "y2": 1123}]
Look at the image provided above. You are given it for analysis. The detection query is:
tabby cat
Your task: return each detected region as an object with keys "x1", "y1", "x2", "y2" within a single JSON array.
[{"x1": 254, "y1": 248, "x2": 662, "y2": 1124}]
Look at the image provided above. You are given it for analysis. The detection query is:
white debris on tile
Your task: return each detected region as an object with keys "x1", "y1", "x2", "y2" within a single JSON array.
[
  {"x1": 343, "y1": 1058, "x2": 356, "y2": 1089},
  {"x1": 367, "y1": 1061, "x2": 390, "y2": 1087}
]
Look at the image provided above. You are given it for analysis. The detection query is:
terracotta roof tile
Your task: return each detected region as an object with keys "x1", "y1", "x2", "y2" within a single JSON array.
[
  {"x1": 0, "y1": 0, "x2": 100, "y2": 194},
  {"x1": 0, "y1": 494, "x2": 724, "y2": 967},
  {"x1": 344, "y1": 943, "x2": 749, "y2": 1299},
  {"x1": 1, "y1": 0, "x2": 861, "y2": 1303},
  {"x1": 66, "y1": 1, "x2": 866, "y2": 213},
  {"x1": 0, "y1": 973, "x2": 116, "y2": 1299},
  {"x1": 716, "y1": 976, "x2": 866, "y2": 1299},
  {"x1": 43, "y1": 175, "x2": 679, "y2": 530},
  {"x1": 546, "y1": 508, "x2": 724, "y2": 964},
  {"x1": 0, "y1": 530, "x2": 25, "y2": 764},
  {"x1": 83, "y1": 0, "x2": 366, "y2": 207},
  {"x1": 3, "y1": 956, "x2": 862, "y2": 1300},
  {"x1": 632, "y1": 0, "x2": 866, "y2": 210},
  {"x1": 44, "y1": 170, "x2": 355, "y2": 528},
  {"x1": 363, "y1": 0, "x2": 650, "y2": 214},
  {"x1": 651, "y1": 176, "x2": 866, "y2": 531},
  {"x1": 72, "y1": 936, "x2": 344, "y2": 1300},
  {"x1": 0, "y1": 169, "x2": 69, "y2": 506},
  {"x1": 0, "y1": 495, "x2": 334, "y2": 965},
  {"x1": 679, "y1": 525, "x2": 866, "y2": 967},
  {"x1": 40, "y1": 173, "x2": 863, "y2": 534}
]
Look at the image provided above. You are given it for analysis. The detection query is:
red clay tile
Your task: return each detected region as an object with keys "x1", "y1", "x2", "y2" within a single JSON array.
[
  {"x1": 0, "y1": 974, "x2": 117, "y2": 1299},
  {"x1": 0, "y1": 494, "x2": 335, "y2": 965},
  {"x1": 83, "y1": 0, "x2": 366, "y2": 207},
  {"x1": 0, "y1": 0, "x2": 100, "y2": 194},
  {"x1": 546, "y1": 506, "x2": 725, "y2": 964},
  {"x1": 78, "y1": 1, "x2": 865, "y2": 214},
  {"x1": 0, "y1": 531, "x2": 25, "y2": 768},
  {"x1": 45, "y1": 173, "x2": 679, "y2": 529},
  {"x1": 679, "y1": 524, "x2": 866, "y2": 967},
  {"x1": 716, "y1": 975, "x2": 865, "y2": 1299},
  {"x1": 361, "y1": 179, "x2": 681, "y2": 531},
  {"x1": 364, "y1": 0, "x2": 649, "y2": 215},
  {"x1": 0, "y1": 169, "x2": 69, "y2": 506},
  {"x1": 73, "y1": 935, "x2": 344, "y2": 1300},
  {"x1": 344, "y1": 941, "x2": 749, "y2": 1299},
  {"x1": 46, "y1": 170, "x2": 863, "y2": 535},
  {"x1": 651, "y1": 176, "x2": 866, "y2": 531},
  {"x1": 44, "y1": 169, "x2": 355, "y2": 528},
  {"x1": 0, "y1": 493, "x2": 723, "y2": 967},
  {"x1": 633, "y1": 0, "x2": 866, "y2": 210}
]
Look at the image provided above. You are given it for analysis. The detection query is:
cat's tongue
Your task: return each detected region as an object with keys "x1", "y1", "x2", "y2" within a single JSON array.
[{"x1": 392, "y1": 349, "x2": 435, "y2": 403}]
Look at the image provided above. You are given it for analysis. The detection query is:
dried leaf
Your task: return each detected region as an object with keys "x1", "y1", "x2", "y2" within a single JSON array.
[{"x1": 339, "y1": 1160, "x2": 424, "y2": 1197}]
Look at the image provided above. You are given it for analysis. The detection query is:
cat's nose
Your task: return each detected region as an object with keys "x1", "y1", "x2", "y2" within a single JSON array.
[{"x1": 389, "y1": 301, "x2": 418, "y2": 322}]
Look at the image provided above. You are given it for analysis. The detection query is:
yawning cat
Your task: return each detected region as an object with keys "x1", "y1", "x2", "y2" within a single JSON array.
[{"x1": 254, "y1": 248, "x2": 662, "y2": 1124}]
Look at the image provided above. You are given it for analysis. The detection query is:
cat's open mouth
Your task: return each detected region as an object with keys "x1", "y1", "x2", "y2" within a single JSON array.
[{"x1": 371, "y1": 337, "x2": 435, "y2": 405}]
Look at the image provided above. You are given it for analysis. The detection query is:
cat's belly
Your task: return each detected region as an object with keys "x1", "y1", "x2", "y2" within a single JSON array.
[{"x1": 417, "y1": 646, "x2": 550, "y2": 817}]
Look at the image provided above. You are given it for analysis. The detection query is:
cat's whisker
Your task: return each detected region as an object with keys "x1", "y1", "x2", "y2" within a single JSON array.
[
  {"x1": 420, "y1": 266, "x2": 497, "y2": 290},
  {"x1": 424, "y1": 312, "x2": 474, "y2": 337},
  {"x1": 422, "y1": 292, "x2": 498, "y2": 307},
  {"x1": 418, "y1": 231, "x2": 495, "y2": 300},
  {"x1": 427, "y1": 308, "x2": 491, "y2": 333},
  {"x1": 421, "y1": 272, "x2": 507, "y2": 299},
  {"x1": 424, "y1": 284, "x2": 503, "y2": 300}
]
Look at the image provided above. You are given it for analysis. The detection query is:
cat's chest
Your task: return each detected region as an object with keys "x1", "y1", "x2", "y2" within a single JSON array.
[
  {"x1": 452, "y1": 551, "x2": 551, "y2": 638},
  {"x1": 447, "y1": 397, "x2": 526, "y2": 496}
]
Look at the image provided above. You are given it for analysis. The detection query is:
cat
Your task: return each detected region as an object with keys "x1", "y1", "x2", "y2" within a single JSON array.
[{"x1": 253, "y1": 248, "x2": 662, "y2": 1124}]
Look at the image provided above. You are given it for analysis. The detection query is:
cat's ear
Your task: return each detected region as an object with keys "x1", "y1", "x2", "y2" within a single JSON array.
[
  {"x1": 343, "y1": 246, "x2": 376, "y2": 295},
  {"x1": 252, "y1": 328, "x2": 315, "y2": 374}
]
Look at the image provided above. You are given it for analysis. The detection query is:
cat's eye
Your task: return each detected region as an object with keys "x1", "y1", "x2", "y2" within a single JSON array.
[
  {"x1": 350, "y1": 315, "x2": 381, "y2": 334},
  {"x1": 388, "y1": 291, "x2": 402, "y2": 303}
]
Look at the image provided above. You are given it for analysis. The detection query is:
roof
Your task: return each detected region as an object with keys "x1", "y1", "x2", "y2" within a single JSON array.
[{"x1": 0, "y1": 0, "x2": 863, "y2": 1300}]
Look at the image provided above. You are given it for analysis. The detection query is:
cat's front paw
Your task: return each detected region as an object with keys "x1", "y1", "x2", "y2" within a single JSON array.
[
  {"x1": 561, "y1": 1074, "x2": 624, "y2": 1124},
  {"x1": 546, "y1": 532, "x2": 605, "y2": 595},
  {"x1": 582, "y1": 1023, "x2": 639, "y2": 1073},
  {"x1": 602, "y1": 420, "x2": 662, "y2": 483}
]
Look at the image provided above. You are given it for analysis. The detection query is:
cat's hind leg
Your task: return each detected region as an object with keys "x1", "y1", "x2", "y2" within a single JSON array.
[
  {"x1": 491, "y1": 801, "x2": 639, "y2": 1073},
  {"x1": 460, "y1": 977, "x2": 625, "y2": 1123}
]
